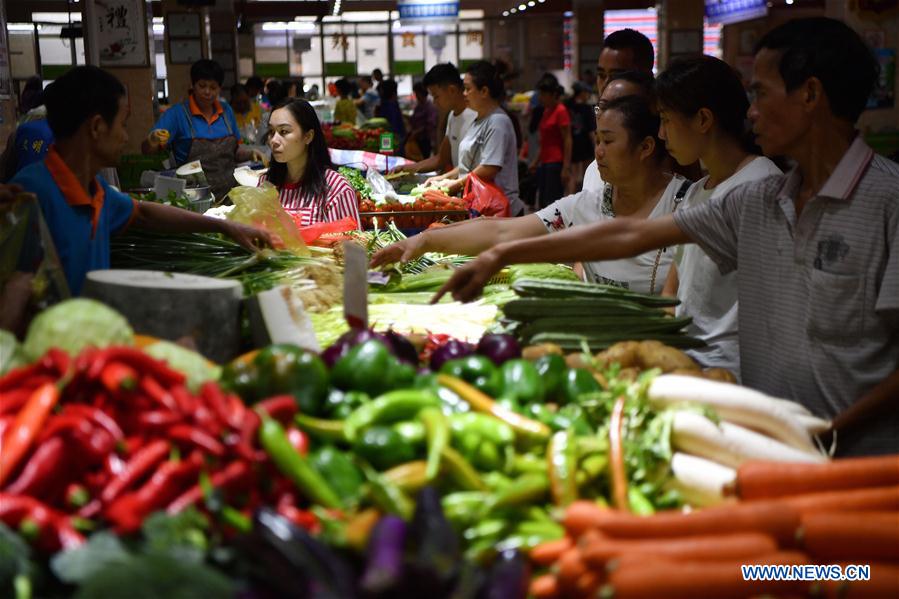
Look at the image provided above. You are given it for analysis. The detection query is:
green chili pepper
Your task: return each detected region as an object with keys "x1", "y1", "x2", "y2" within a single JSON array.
[
  {"x1": 310, "y1": 446, "x2": 364, "y2": 501},
  {"x1": 516, "y1": 520, "x2": 565, "y2": 538},
  {"x1": 534, "y1": 354, "x2": 567, "y2": 402},
  {"x1": 448, "y1": 413, "x2": 515, "y2": 446},
  {"x1": 473, "y1": 441, "x2": 502, "y2": 471},
  {"x1": 343, "y1": 389, "x2": 440, "y2": 442},
  {"x1": 420, "y1": 407, "x2": 448, "y2": 481},
  {"x1": 359, "y1": 461, "x2": 413, "y2": 519},
  {"x1": 548, "y1": 429, "x2": 579, "y2": 507},
  {"x1": 440, "y1": 356, "x2": 502, "y2": 397},
  {"x1": 490, "y1": 472, "x2": 549, "y2": 509},
  {"x1": 441, "y1": 491, "x2": 489, "y2": 518},
  {"x1": 511, "y1": 453, "x2": 547, "y2": 476},
  {"x1": 561, "y1": 368, "x2": 603, "y2": 404},
  {"x1": 494, "y1": 533, "x2": 557, "y2": 555},
  {"x1": 294, "y1": 413, "x2": 347, "y2": 444},
  {"x1": 580, "y1": 453, "x2": 608, "y2": 481},
  {"x1": 483, "y1": 471, "x2": 513, "y2": 492},
  {"x1": 463, "y1": 519, "x2": 508, "y2": 542},
  {"x1": 258, "y1": 416, "x2": 342, "y2": 508},
  {"x1": 325, "y1": 389, "x2": 370, "y2": 420},
  {"x1": 441, "y1": 446, "x2": 487, "y2": 491},
  {"x1": 498, "y1": 359, "x2": 544, "y2": 405},
  {"x1": 393, "y1": 420, "x2": 426, "y2": 445}
]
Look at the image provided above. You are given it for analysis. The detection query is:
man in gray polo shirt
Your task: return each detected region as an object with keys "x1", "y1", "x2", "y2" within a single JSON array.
[{"x1": 436, "y1": 17, "x2": 898, "y2": 456}]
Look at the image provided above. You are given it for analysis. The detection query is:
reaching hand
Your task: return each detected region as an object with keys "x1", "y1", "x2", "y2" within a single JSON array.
[
  {"x1": 251, "y1": 149, "x2": 268, "y2": 166},
  {"x1": 222, "y1": 220, "x2": 274, "y2": 251},
  {"x1": 431, "y1": 250, "x2": 503, "y2": 304},
  {"x1": 149, "y1": 129, "x2": 171, "y2": 148},
  {"x1": 370, "y1": 235, "x2": 428, "y2": 268}
]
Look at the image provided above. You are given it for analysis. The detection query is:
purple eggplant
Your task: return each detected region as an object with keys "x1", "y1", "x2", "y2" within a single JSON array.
[
  {"x1": 483, "y1": 550, "x2": 529, "y2": 599},
  {"x1": 360, "y1": 515, "x2": 407, "y2": 594},
  {"x1": 408, "y1": 487, "x2": 459, "y2": 586},
  {"x1": 429, "y1": 339, "x2": 474, "y2": 371},
  {"x1": 476, "y1": 334, "x2": 521, "y2": 366},
  {"x1": 384, "y1": 330, "x2": 419, "y2": 365},
  {"x1": 322, "y1": 328, "x2": 390, "y2": 367}
]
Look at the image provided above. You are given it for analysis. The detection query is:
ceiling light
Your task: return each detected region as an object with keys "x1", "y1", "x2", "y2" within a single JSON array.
[
  {"x1": 502, "y1": 10, "x2": 509, "y2": 16},
  {"x1": 510, "y1": 7, "x2": 517, "y2": 13},
  {"x1": 528, "y1": 1, "x2": 535, "y2": 6},
  {"x1": 519, "y1": 4, "x2": 526, "y2": 10},
  {"x1": 785, "y1": 0, "x2": 794, "y2": 4}
]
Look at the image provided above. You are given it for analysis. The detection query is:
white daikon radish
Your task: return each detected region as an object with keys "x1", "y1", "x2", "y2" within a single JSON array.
[
  {"x1": 667, "y1": 452, "x2": 736, "y2": 507},
  {"x1": 648, "y1": 375, "x2": 817, "y2": 453},
  {"x1": 796, "y1": 413, "x2": 832, "y2": 435},
  {"x1": 671, "y1": 411, "x2": 827, "y2": 469}
]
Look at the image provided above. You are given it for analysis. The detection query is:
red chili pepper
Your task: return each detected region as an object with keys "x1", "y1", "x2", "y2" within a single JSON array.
[
  {"x1": 227, "y1": 393, "x2": 248, "y2": 428},
  {"x1": 137, "y1": 410, "x2": 182, "y2": 430},
  {"x1": 40, "y1": 348, "x2": 71, "y2": 377},
  {"x1": 168, "y1": 425, "x2": 226, "y2": 457},
  {"x1": 105, "y1": 453, "x2": 203, "y2": 533},
  {"x1": 171, "y1": 386, "x2": 197, "y2": 415},
  {"x1": 0, "y1": 383, "x2": 60, "y2": 487},
  {"x1": 105, "y1": 452, "x2": 127, "y2": 477},
  {"x1": 236, "y1": 409, "x2": 262, "y2": 459},
  {"x1": 4, "y1": 436, "x2": 67, "y2": 497},
  {"x1": 191, "y1": 404, "x2": 222, "y2": 437},
  {"x1": 0, "y1": 389, "x2": 32, "y2": 416},
  {"x1": 38, "y1": 414, "x2": 94, "y2": 444},
  {"x1": 65, "y1": 483, "x2": 91, "y2": 509},
  {"x1": 62, "y1": 405, "x2": 125, "y2": 442},
  {"x1": 100, "y1": 362, "x2": 139, "y2": 394},
  {"x1": 139, "y1": 376, "x2": 179, "y2": 413},
  {"x1": 0, "y1": 363, "x2": 41, "y2": 392},
  {"x1": 0, "y1": 415, "x2": 14, "y2": 438},
  {"x1": 200, "y1": 382, "x2": 237, "y2": 430},
  {"x1": 88, "y1": 347, "x2": 185, "y2": 387},
  {"x1": 286, "y1": 426, "x2": 309, "y2": 456},
  {"x1": 257, "y1": 395, "x2": 298, "y2": 424},
  {"x1": 277, "y1": 503, "x2": 320, "y2": 533},
  {"x1": 0, "y1": 493, "x2": 85, "y2": 552},
  {"x1": 166, "y1": 460, "x2": 253, "y2": 514},
  {"x1": 99, "y1": 439, "x2": 170, "y2": 504},
  {"x1": 77, "y1": 499, "x2": 102, "y2": 519}
]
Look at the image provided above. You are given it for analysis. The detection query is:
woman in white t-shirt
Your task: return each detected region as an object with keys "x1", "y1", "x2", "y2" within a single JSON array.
[
  {"x1": 656, "y1": 55, "x2": 782, "y2": 376},
  {"x1": 371, "y1": 94, "x2": 685, "y2": 296}
]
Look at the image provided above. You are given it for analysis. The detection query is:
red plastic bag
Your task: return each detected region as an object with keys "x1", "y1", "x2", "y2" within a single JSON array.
[
  {"x1": 296, "y1": 216, "x2": 359, "y2": 246},
  {"x1": 462, "y1": 173, "x2": 510, "y2": 218}
]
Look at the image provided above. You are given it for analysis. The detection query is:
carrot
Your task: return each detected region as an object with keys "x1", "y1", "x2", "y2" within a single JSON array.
[
  {"x1": 530, "y1": 537, "x2": 573, "y2": 566},
  {"x1": 576, "y1": 570, "x2": 603, "y2": 596},
  {"x1": 601, "y1": 551, "x2": 811, "y2": 599},
  {"x1": 799, "y1": 511, "x2": 899, "y2": 561},
  {"x1": 782, "y1": 485, "x2": 899, "y2": 514},
  {"x1": 565, "y1": 499, "x2": 801, "y2": 546},
  {"x1": 0, "y1": 383, "x2": 59, "y2": 487},
  {"x1": 529, "y1": 574, "x2": 559, "y2": 599},
  {"x1": 564, "y1": 500, "x2": 609, "y2": 538},
  {"x1": 735, "y1": 456, "x2": 899, "y2": 500},
  {"x1": 819, "y1": 562, "x2": 899, "y2": 599},
  {"x1": 555, "y1": 547, "x2": 588, "y2": 595},
  {"x1": 581, "y1": 532, "x2": 779, "y2": 567},
  {"x1": 608, "y1": 395, "x2": 629, "y2": 511}
]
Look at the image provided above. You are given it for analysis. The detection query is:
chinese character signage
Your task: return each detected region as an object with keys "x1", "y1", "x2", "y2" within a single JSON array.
[
  {"x1": 704, "y1": 0, "x2": 768, "y2": 26},
  {"x1": 397, "y1": 0, "x2": 460, "y2": 21},
  {"x1": 95, "y1": 0, "x2": 149, "y2": 67}
]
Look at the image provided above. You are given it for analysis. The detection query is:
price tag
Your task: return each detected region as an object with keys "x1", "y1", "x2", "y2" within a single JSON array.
[
  {"x1": 153, "y1": 175, "x2": 186, "y2": 200},
  {"x1": 379, "y1": 132, "x2": 395, "y2": 154},
  {"x1": 343, "y1": 241, "x2": 369, "y2": 329}
]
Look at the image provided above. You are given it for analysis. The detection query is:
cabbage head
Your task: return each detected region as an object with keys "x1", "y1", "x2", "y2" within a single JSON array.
[
  {"x1": 24, "y1": 299, "x2": 134, "y2": 361},
  {"x1": 144, "y1": 341, "x2": 221, "y2": 392}
]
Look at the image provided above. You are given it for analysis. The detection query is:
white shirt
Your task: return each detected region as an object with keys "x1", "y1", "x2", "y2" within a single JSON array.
[
  {"x1": 676, "y1": 156, "x2": 782, "y2": 375},
  {"x1": 536, "y1": 175, "x2": 691, "y2": 294},
  {"x1": 446, "y1": 108, "x2": 477, "y2": 168},
  {"x1": 582, "y1": 160, "x2": 604, "y2": 193}
]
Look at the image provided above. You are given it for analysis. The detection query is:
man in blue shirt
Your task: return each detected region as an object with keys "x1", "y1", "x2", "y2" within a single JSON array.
[{"x1": 11, "y1": 66, "x2": 272, "y2": 296}]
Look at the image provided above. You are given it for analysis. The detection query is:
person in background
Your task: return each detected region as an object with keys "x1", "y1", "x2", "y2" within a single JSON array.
[
  {"x1": 582, "y1": 29, "x2": 656, "y2": 194},
  {"x1": 376, "y1": 79, "x2": 406, "y2": 152},
  {"x1": 1, "y1": 111, "x2": 54, "y2": 181},
  {"x1": 372, "y1": 69, "x2": 384, "y2": 89},
  {"x1": 230, "y1": 83, "x2": 263, "y2": 141},
  {"x1": 417, "y1": 61, "x2": 525, "y2": 216},
  {"x1": 287, "y1": 78, "x2": 305, "y2": 99},
  {"x1": 391, "y1": 63, "x2": 477, "y2": 175},
  {"x1": 373, "y1": 94, "x2": 685, "y2": 294},
  {"x1": 531, "y1": 75, "x2": 572, "y2": 209},
  {"x1": 262, "y1": 99, "x2": 359, "y2": 228},
  {"x1": 245, "y1": 76, "x2": 265, "y2": 103},
  {"x1": 655, "y1": 55, "x2": 782, "y2": 378},
  {"x1": 19, "y1": 77, "x2": 44, "y2": 116},
  {"x1": 12, "y1": 66, "x2": 272, "y2": 296},
  {"x1": 435, "y1": 17, "x2": 899, "y2": 458},
  {"x1": 409, "y1": 81, "x2": 438, "y2": 159},
  {"x1": 566, "y1": 81, "x2": 597, "y2": 194},
  {"x1": 355, "y1": 76, "x2": 379, "y2": 120},
  {"x1": 333, "y1": 78, "x2": 357, "y2": 124},
  {"x1": 143, "y1": 59, "x2": 261, "y2": 198}
]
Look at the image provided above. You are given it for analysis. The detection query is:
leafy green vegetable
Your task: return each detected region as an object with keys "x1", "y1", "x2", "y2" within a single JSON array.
[
  {"x1": 338, "y1": 166, "x2": 372, "y2": 200},
  {"x1": 72, "y1": 553, "x2": 233, "y2": 599},
  {"x1": 51, "y1": 532, "x2": 130, "y2": 584},
  {"x1": 0, "y1": 523, "x2": 36, "y2": 599},
  {"x1": 138, "y1": 191, "x2": 191, "y2": 210},
  {"x1": 0, "y1": 329, "x2": 24, "y2": 375},
  {"x1": 144, "y1": 341, "x2": 221, "y2": 392},
  {"x1": 23, "y1": 299, "x2": 134, "y2": 361},
  {"x1": 141, "y1": 509, "x2": 210, "y2": 563}
]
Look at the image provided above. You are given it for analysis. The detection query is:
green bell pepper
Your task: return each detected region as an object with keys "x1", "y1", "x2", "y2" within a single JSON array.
[
  {"x1": 219, "y1": 358, "x2": 259, "y2": 402},
  {"x1": 393, "y1": 420, "x2": 426, "y2": 445},
  {"x1": 330, "y1": 339, "x2": 394, "y2": 396},
  {"x1": 561, "y1": 367, "x2": 603, "y2": 404},
  {"x1": 534, "y1": 354, "x2": 567, "y2": 401},
  {"x1": 352, "y1": 425, "x2": 417, "y2": 470},
  {"x1": 498, "y1": 359, "x2": 544, "y2": 405},
  {"x1": 310, "y1": 446, "x2": 364, "y2": 501},
  {"x1": 325, "y1": 389, "x2": 370, "y2": 420},
  {"x1": 253, "y1": 344, "x2": 329, "y2": 414},
  {"x1": 439, "y1": 356, "x2": 501, "y2": 397}
]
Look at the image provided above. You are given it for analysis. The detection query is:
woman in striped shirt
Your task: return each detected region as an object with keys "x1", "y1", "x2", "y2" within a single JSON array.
[{"x1": 263, "y1": 99, "x2": 360, "y2": 227}]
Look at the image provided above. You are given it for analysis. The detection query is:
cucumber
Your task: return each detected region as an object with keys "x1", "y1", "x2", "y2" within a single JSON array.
[
  {"x1": 512, "y1": 278, "x2": 680, "y2": 308},
  {"x1": 502, "y1": 298, "x2": 667, "y2": 320},
  {"x1": 528, "y1": 332, "x2": 706, "y2": 351}
]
